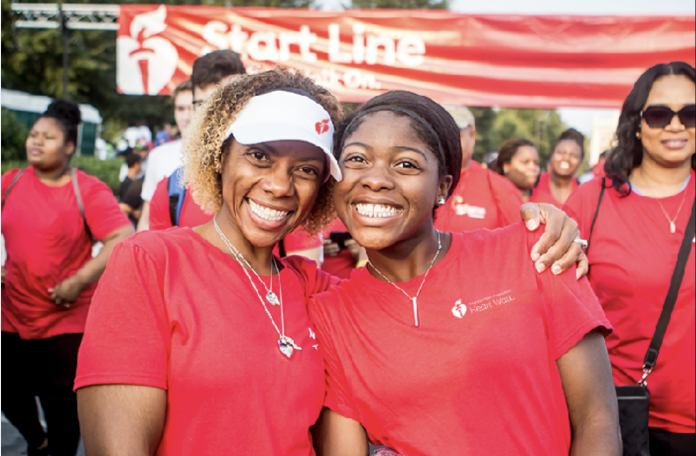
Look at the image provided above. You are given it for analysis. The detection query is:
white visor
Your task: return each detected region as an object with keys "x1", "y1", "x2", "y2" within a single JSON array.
[{"x1": 226, "y1": 91, "x2": 341, "y2": 182}]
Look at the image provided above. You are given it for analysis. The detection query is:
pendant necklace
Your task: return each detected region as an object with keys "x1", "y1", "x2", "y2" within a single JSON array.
[
  {"x1": 212, "y1": 222, "x2": 280, "y2": 306},
  {"x1": 214, "y1": 217, "x2": 301, "y2": 358},
  {"x1": 656, "y1": 189, "x2": 688, "y2": 234},
  {"x1": 368, "y1": 231, "x2": 443, "y2": 327}
]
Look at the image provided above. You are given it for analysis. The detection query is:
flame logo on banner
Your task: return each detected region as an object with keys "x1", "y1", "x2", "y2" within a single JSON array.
[{"x1": 117, "y1": 5, "x2": 178, "y2": 95}]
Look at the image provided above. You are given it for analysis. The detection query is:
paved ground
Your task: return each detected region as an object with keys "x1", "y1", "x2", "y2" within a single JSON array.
[{"x1": 1, "y1": 414, "x2": 85, "y2": 456}]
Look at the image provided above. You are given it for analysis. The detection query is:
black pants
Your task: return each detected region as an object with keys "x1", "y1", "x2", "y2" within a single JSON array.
[
  {"x1": 650, "y1": 428, "x2": 696, "y2": 456},
  {"x1": 1, "y1": 332, "x2": 82, "y2": 456}
]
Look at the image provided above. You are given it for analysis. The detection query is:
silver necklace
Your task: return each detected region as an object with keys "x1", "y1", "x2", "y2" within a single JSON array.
[
  {"x1": 213, "y1": 217, "x2": 301, "y2": 358},
  {"x1": 368, "y1": 231, "x2": 443, "y2": 327}
]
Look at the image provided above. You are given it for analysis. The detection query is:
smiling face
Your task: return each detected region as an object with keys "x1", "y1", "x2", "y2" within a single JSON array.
[
  {"x1": 641, "y1": 74, "x2": 695, "y2": 167},
  {"x1": 334, "y1": 111, "x2": 452, "y2": 251},
  {"x1": 220, "y1": 139, "x2": 326, "y2": 248},
  {"x1": 25, "y1": 117, "x2": 74, "y2": 170},
  {"x1": 550, "y1": 139, "x2": 582, "y2": 178},
  {"x1": 504, "y1": 145, "x2": 540, "y2": 190}
]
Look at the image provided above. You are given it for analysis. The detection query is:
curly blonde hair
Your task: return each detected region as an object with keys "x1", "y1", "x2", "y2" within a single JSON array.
[{"x1": 183, "y1": 68, "x2": 343, "y2": 234}]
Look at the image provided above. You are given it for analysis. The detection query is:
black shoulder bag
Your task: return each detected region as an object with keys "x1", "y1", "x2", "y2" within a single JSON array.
[{"x1": 587, "y1": 179, "x2": 696, "y2": 456}]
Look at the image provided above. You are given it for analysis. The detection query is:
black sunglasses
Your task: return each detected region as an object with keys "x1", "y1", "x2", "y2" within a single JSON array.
[{"x1": 640, "y1": 105, "x2": 696, "y2": 129}]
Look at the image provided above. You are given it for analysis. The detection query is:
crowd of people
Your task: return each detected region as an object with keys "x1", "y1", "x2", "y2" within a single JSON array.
[{"x1": 1, "y1": 50, "x2": 693, "y2": 456}]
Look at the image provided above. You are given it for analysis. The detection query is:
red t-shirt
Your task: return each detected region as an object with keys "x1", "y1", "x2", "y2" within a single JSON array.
[
  {"x1": 530, "y1": 173, "x2": 579, "y2": 208},
  {"x1": 434, "y1": 161, "x2": 523, "y2": 233},
  {"x1": 149, "y1": 176, "x2": 322, "y2": 255},
  {"x1": 564, "y1": 174, "x2": 695, "y2": 434},
  {"x1": 149, "y1": 177, "x2": 211, "y2": 230},
  {"x1": 309, "y1": 224, "x2": 611, "y2": 455},
  {"x1": 1, "y1": 167, "x2": 131, "y2": 340},
  {"x1": 75, "y1": 227, "x2": 337, "y2": 455},
  {"x1": 322, "y1": 219, "x2": 355, "y2": 279}
]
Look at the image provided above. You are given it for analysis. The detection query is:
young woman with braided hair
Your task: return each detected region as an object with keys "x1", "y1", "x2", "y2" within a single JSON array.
[{"x1": 309, "y1": 91, "x2": 621, "y2": 455}]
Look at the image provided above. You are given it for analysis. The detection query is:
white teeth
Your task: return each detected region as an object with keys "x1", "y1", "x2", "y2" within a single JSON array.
[
  {"x1": 248, "y1": 200, "x2": 289, "y2": 221},
  {"x1": 559, "y1": 162, "x2": 570, "y2": 170},
  {"x1": 355, "y1": 203, "x2": 401, "y2": 218}
]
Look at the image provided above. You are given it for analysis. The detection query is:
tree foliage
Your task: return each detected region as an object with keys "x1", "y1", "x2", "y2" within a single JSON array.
[{"x1": 1, "y1": 109, "x2": 29, "y2": 162}]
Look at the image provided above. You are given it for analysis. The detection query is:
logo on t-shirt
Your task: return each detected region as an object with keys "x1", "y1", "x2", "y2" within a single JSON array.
[
  {"x1": 453, "y1": 202, "x2": 486, "y2": 219},
  {"x1": 452, "y1": 300, "x2": 467, "y2": 318}
]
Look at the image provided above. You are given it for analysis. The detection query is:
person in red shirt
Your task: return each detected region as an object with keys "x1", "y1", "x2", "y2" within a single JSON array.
[
  {"x1": 1, "y1": 100, "x2": 133, "y2": 456},
  {"x1": 75, "y1": 69, "x2": 345, "y2": 456},
  {"x1": 321, "y1": 218, "x2": 364, "y2": 279},
  {"x1": 491, "y1": 138, "x2": 541, "y2": 202},
  {"x1": 531, "y1": 128, "x2": 583, "y2": 208},
  {"x1": 564, "y1": 62, "x2": 696, "y2": 456},
  {"x1": 434, "y1": 104, "x2": 524, "y2": 232},
  {"x1": 310, "y1": 91, "x2": 621, "y2": 456}
]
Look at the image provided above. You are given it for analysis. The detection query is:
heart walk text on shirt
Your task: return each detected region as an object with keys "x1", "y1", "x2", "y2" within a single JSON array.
[{"x1": 451, "y1": 290, "x2": 515, "y2": 319}]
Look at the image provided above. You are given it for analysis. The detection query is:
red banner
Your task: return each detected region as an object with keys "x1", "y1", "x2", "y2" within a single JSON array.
[{"x1": 117, "y1": 5, "x2": 695, "y2": 108}]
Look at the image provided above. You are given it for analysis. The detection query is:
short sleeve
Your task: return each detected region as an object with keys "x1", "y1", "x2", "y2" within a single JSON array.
[
  {"x1": 308, "y1": 291, "x2": 361, "y2": 421},
  {"x1": 75, "y1": 240, "x2": 170, "y2": 390},
  {"x1": 488, "y1": 171, "x2": 524, "y2": 228},
  {"x1": 80, "y1": 174, "x2": 131, "y2": 241},
  {"x1": 539, "y1": 262, "x2": 612, "y2": 360},
  {"x1": 140, "y1": 153, "x2": 160, "y2": 202},
  {"x1": 149, "y1": 178, "x2": 173, "y2": 231}
]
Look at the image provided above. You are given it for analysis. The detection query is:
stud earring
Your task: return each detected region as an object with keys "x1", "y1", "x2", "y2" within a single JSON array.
[
  {"x1": 437, "y1": 197, "x2": 446, "y2": 206},
  {"x1": 636, "y1": 131, "x2": 642, "y2": 139}
]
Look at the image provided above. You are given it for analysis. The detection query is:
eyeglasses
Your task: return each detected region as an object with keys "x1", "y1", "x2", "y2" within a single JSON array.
[{"x1": 640, "y1": 105, "x2": 695, "y2": 129}]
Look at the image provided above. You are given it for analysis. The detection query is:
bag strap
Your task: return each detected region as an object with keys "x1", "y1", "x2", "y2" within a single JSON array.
[
  {"x1": 1, "y1": 168, "x2": 25, "y2": 211},
  {"x1": 585, "y1": 177, "x2": 606, "y2": 256},
  {"x1": 168, "y1": 167, "x2": 186, "y2": 227},
  {"x1": 640, "y1": 197, "x2": 696, "y2": 385},
  {"x1": 70, "y1": 168, "x2": 95, "y2": 241}
]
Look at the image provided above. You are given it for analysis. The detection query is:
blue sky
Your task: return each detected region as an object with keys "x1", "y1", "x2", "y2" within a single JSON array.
[{"x1": 316, "y1": 0, "x2": 695, "y2": 133}]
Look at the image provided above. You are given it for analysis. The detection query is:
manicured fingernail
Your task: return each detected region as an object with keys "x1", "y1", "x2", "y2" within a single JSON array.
[
  {"x1": 576, "y1": 269, "x2": 582, "y2": 280},
  {"x1": 536, "y1": 263, "x2": 546, "y2": 273},
  {"x1": 526, "y1": 219, "x2": 539, "y2": 230},
  {"x1": 552, "y1": 265, "x2": 562, "y2": 275},
  {"x1": 531, "y1": 252, "x2": 540, "y2": 261}
]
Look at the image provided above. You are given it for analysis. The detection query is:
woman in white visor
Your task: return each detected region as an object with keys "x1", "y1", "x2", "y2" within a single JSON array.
[{"x1": 75, "y1": 69, "x2": 587, "y2": 455}]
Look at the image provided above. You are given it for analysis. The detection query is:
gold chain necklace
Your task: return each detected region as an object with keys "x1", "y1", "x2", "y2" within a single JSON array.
[{"x1": 657, "y1": 188, "x2": 689, "y2": 234}]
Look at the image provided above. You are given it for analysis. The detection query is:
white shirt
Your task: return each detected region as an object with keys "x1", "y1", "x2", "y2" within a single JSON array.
[
  {"x1": 124, "y1": 126, "x2": 142, "y2": 148},
  {"x1": 140, "y1": 140, "x2": 184, "y2": 202}
]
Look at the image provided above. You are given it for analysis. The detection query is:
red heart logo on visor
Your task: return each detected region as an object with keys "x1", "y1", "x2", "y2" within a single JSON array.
[{"x1": 315, "y1": 119, "x2": 330, "y2": 135}]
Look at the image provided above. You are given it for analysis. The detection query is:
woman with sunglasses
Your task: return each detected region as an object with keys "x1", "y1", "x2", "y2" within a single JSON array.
[
  {"x1": 310, "y1": 91, "x2": 621, "y2": 455},
  {"x1": 564, "y1": 62, "x2": 695, "y2": 455}
]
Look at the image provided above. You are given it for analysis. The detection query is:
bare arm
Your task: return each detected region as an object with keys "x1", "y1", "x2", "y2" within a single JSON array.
[
  {"x1": 313, "y1": 408, "x2": 369, "y2": 456},
  {"x1": 78, "y1": 385, "x2": 166, "y2": 456},
  {"x1": 49, "y1": 224, "x2": 134, "y2": 306},
  {"x1": 137, "y1": 201, "x2": 150, "y2": 231},
  {"x1": 557, "y1": 330, "x2": 622, "y2": 456}
]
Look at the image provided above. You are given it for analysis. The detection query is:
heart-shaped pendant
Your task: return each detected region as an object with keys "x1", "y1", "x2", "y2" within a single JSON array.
[
  {"x1": 266, "y1": 291, "x2": 280, "y2": 306},
  {"x1": 278, "y1": 339, "x2": 294, "y2": 358}
]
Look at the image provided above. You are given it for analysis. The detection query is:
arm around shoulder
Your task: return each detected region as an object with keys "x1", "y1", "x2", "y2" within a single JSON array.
[{"x1": 78, "y1": 384, "x2": 166, "y2": 456}]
